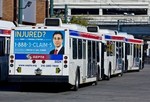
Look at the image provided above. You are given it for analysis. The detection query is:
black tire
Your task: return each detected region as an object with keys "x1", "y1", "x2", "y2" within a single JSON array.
[
  {"x1": 72, "y1": 72, "x2": 80, "y2": 91},
  {"x1": 106, "y1": 63, "x2": 111, "y2": 80},
  {"x1": 120, "y1": 61, "x2": 124, "y2": 76},
  {"x1": 107, "y1": 69, "x2": 111, "y2": 80},
  {"x1": 139, "y1": 61, "x2": 142, "y2": 70},
  {"x1": 124, "y1": 61, "x2": 128, "y2": 72},
  {"x1": 94, "y1": 72, "x2": 98, "y2": 85},
  {"x1": 97, "y1": 66, "x2": 101, "y2": 81}
]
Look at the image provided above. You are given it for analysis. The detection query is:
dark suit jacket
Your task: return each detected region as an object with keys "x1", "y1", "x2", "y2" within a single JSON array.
[{"x1": 49, "y1": 46, "x2": 64, "y2": 54}]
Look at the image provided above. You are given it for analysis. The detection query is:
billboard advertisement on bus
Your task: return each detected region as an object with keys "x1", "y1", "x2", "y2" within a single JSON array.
[{"x1": 14, "y1": 30, "x2": 65, "y2": 55}]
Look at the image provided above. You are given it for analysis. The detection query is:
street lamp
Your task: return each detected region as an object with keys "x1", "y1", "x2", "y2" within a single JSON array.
[
  {"x1": 19, "y1": 1, "x2": 32, "y2": 9},
  {"x1": 53, "y1": 4, "x2": 68, "y2": 23},
  {"x1": 18, "y1": 0, "x2": 32, "y2": 24}
]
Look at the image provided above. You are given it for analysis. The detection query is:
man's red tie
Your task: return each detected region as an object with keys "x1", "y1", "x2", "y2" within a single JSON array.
[{"x1": 54, "y1": 49, "x2": 58, "y2": 54}]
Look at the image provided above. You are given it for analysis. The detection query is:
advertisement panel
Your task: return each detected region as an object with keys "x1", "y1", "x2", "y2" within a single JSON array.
[{"x1": 14, "y1": 30, "x2": 65, "y2": 55}]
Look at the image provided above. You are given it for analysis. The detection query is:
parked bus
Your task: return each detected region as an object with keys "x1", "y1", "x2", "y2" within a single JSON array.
[
  {"x1": 8, "y1": 18, "x2": 103, "y2": 90},
  {"x1": 116, "y1": 32, "x2": 143, "y2": 71},
  {"x1": 87, "y1": 26, "x2": 125, "y2": 80},
  {"x1": 125, "y1": 34, "x2": 143, "y2": 71},
  {"x1": 0, "y1": 20, "x2": 15, "y2": 81}
]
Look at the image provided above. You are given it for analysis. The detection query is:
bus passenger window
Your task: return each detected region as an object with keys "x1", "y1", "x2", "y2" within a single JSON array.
[
  {"x1": 78, "y1": 39, "x2": 82, "y2": 59},
  {"x1": 92, "y1": 41, "x2": 96, "y2": 60},
  {"x1": 0, "y1": 38, "x2": 5, "y2": 56},
  {"x1": 72, "y1": 38, "x2": 77, "y2": 59},
  {"x1": 6, "y1": 38, "x2": 10, "y2": 55},
  {"x1": 83, "y1": 40, "x2": 86, "y2": 59},
  {"x1": 127, "y1": 43, "x2": 130, "y2": 55},
  {"x1": 88, "y1": 41, "x2": 91, "y2": 60},
  {"x1": 69, "y1": 38, "x2": 71, "y2": 48},
  {"x1": 139, "y1": 45, "x2": 141, "y2": 58},
  {"x1": 96, "y1": 42, "x2": 99, "y2": 62},
  {"x1": 106, "y1": 41, "x2": 110, "y2": 56}
]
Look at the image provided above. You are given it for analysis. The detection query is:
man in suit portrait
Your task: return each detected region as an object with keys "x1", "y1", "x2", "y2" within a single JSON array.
[{"x1": 49, "y1": 31, "x2": 64, "y2": 54}]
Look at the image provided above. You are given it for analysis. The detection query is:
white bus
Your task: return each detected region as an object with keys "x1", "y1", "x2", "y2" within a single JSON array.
[
  {"x1": 0, "y1": 20, "x2": 15, "y2": 81},
  {"x1": 125, "y1": 34, "x2": 143, "y2": 71},
  {"x1": 115, "y1": 32, "x2": 143, "y2": 72},
  {"x1": 8, "y1": 18, "x2": 102, "y2": 90},
  {"x1": 87, "y1": 26, "x2": 125, "y2": 80}
]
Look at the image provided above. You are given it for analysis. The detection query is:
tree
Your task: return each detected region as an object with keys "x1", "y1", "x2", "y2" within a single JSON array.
[{"x1": 69, "y1": 16, "x2": 88, "y2": 26}]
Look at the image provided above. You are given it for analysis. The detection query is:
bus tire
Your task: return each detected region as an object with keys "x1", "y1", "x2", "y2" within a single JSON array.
[
  {"x1": 125, "y1": 61, "x2": 128, "y2": 72},
  {"x1": 120, "y1": 61, "x2": 124, "y2": 76},
  {"x1": 97, "y1": 65, "x2": 101, "y2": 81},
  {"x1": 72, "y1": 71, "x2": 80, "y2": 91},
  {"x1": 106, "y1": 64, "x2": 111, "y2": 80},
  {"x1": 94, "y1": 67, "x2": 99, "y2": 85},
  {"x1": 139, "y1": 60, "x2": 142, "y2": 70}
]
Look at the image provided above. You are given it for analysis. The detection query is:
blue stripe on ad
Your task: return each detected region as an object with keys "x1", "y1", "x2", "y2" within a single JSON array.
[
  {"x1": 50, "y1": 55, "x2": 63, "y2": 60},
  {"x1": 15, "y1": 54, "x2": 27, "y2": 59}
]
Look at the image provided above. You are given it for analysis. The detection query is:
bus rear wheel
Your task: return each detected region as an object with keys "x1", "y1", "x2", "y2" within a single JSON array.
[{"x1": 72, "y1": 72, "x2": 80, "y2": 91}]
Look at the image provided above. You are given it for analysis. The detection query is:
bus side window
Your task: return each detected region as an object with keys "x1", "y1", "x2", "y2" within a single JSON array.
[
  {"x1": 72, "y1": 38, "x2": 77, "y2": 59},
  {"x1": 127, "y1": 43, "x2": 130, "y2": 55},
  {"x1": 6, "y1": 38, "x2": 10, "y2": 55},
  {"x1": 92, "y1": 41, "x2": 96, "y2": 60},
  {"x1": 106, "y1": 41, "x2": 110, "y2": 56},
  {"x1": 96, "y1": 42, "x2": 99, "y2": 62},
  {"x1": 78, "y1": 39, "x2": 82, "y2": 59},
  {"x1": 83, "y1": 40, "x2": 86, "y2": 59},
  {"x1": 139, "y1": 45, "x2": 141, "y2": 58},
  {"x1": 0, "y1": 37, "x2": 5, "y2": 56},
  {"x1": 88, "y1": 40, "x2": 92, "y2": 61},
  {"x1": 134, "y1": 44, "x2": 137, "y2": 58},
  {"x1": 69, "y1": 38, "x2": 71, "y2": 48}
]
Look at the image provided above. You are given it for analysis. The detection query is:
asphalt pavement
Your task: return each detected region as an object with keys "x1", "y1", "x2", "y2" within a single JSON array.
[{"x1": 0, "y1": 64, "x2": 150, "y2": 102}]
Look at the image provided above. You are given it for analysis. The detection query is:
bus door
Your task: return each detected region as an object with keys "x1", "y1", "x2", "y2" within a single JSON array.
[
  {"x1": 125, "y1": 43, "x2": 128, "y2": 71},
  {"x1": 111, "y1": 41, "x2": 116, "y2": 73},
  {"x1": 133, "y1": 44, "x2": 140, "y2": 68},
  {"x1": 87, "y1": 40, "x2": 97, "y2": 78},
  {"x1": 121, "y1": 42, "x2": 125, "y2": 72},
  {"x1": 100, "y1": 42, "x2": 105, "y2": 79},
  {"x1": 139, "y1": 45, "x2": 142, "y2": 69},
  {"x1": 127, "y1": 43, "x2": 134, "y2": 70},
  {"x1": 0, "y1": 36, "x2": 10, "y2": 81},
  {"x1": 116, "y1": 42, "x2": 123, "y2": 72}
]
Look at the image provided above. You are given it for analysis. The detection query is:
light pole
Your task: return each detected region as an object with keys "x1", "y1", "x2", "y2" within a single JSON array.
[
  {"x1": 64, "y1": 4, "x2": 68, "y2": 23},
  {"x1": 50, "y1": 0, "x2": 54, "y2": 17},
  {"x1": 18, "y1": 0, "x2": 23, "y2": 24}
]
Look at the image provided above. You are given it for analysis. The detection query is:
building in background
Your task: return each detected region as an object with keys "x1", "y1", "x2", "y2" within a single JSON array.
[
  {"x1": 53, "y1": 0, "x2": 150, "y2": 25},
  {"x1": 1, "y1": 0, "x2": 150, "y2": 25},
  {"x1": 0, "y1": 0, "x2": 49, "y2": 24}
]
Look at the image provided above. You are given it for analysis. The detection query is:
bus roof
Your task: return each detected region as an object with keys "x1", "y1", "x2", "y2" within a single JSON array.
[
  {"x1": 99, "y1": 29, "x2": 116, "y2": 35},
  {"x1": 62, "y1": 23, "x2": 87, "y2": 32},
  {"x1": 0, "y1": 20, "x2": 16, "y2": 29}
]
